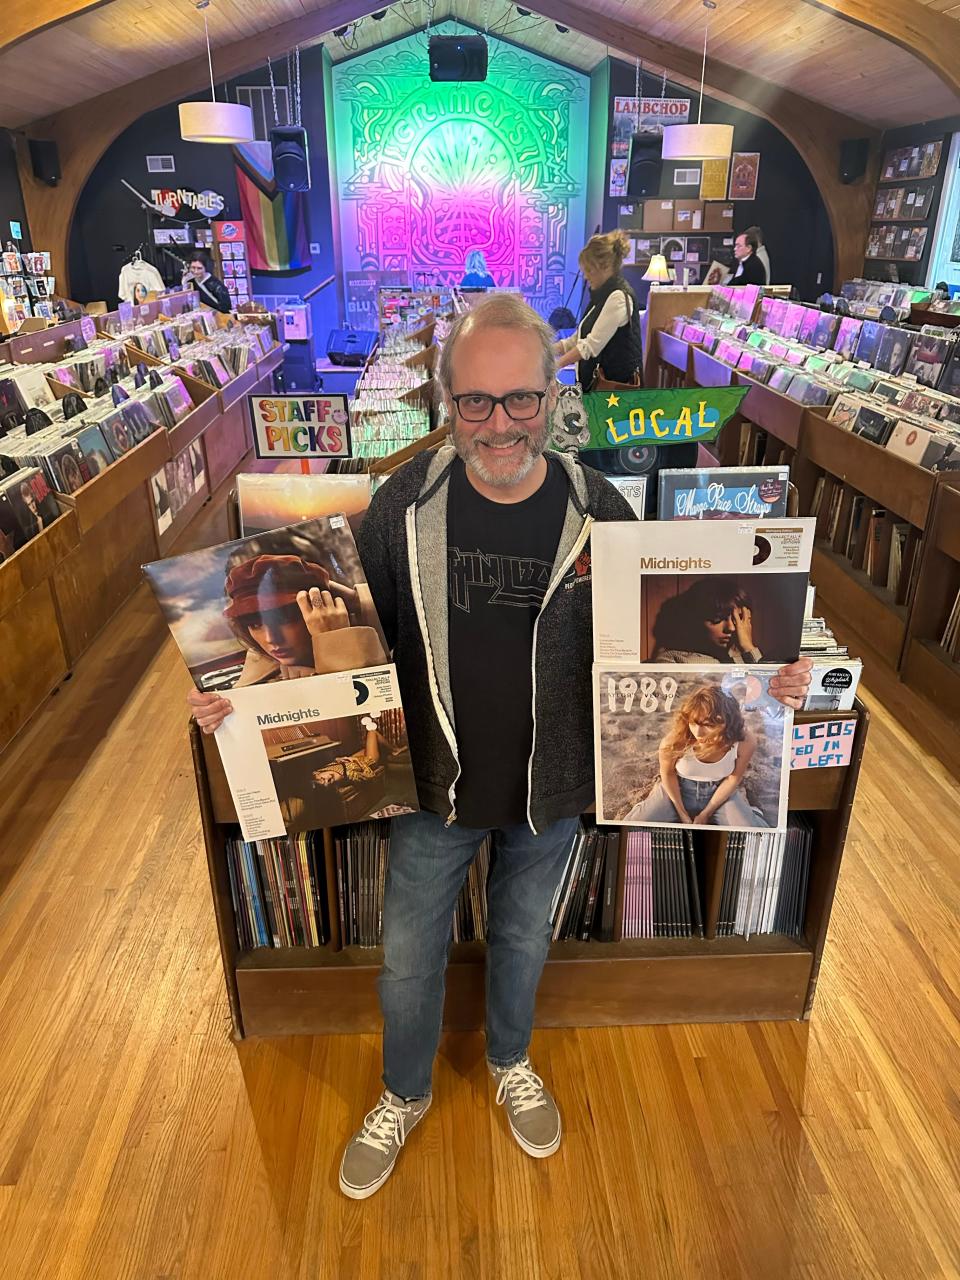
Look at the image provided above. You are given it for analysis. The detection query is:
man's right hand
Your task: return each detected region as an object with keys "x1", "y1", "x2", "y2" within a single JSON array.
[{"x1": 188, "y1": 687, "x2": 233, "y2": 734}]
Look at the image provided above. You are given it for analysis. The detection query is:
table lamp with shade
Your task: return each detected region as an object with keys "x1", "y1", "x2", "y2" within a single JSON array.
[{"x1": 643, "y1": 254, "x2": 672, "y2": 285}]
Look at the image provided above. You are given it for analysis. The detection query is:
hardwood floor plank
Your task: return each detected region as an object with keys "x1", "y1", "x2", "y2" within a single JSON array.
[{"x1": 0, "y1": 477, "x2": 958, "y2": 1278}]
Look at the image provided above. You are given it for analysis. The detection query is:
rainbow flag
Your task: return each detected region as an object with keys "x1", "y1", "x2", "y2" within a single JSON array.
[{"x1": 232, "y1": 141, "x2": 311, "y2": 272}]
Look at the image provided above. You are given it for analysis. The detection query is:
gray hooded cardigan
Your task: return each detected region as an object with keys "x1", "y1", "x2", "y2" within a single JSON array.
[{"x1": 356, "y1": 446, "x2": 637, "y2": 833}]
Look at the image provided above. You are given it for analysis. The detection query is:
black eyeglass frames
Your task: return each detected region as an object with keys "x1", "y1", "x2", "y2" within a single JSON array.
[{"x1": 450, "y1": 389, "x2": 548, "y2": 423}]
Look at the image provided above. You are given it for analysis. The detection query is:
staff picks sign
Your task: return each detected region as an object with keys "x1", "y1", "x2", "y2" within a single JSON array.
[
  {"x1": 248, "y1": 394, "x2": 352, "y2": 460},
  {"x1": 581, "y1": 387, "x2": 749, "y2": 450}
]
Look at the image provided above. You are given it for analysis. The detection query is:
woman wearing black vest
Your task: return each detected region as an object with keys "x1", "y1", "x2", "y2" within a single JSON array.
[{"x1": 555, "y1": 230, "x2": 643, "y2": 389}]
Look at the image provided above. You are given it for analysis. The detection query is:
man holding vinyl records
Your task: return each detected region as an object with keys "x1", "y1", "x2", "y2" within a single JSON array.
[{"x1": 187, "y1": 293, "x2": 812, "y2": 1200}]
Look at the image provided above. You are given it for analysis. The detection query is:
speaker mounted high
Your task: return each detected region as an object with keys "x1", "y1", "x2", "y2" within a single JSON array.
[
  {"x1": 270, "y1": 126, "x2": 311, "y2": 192},
  {"x1": 429, "y1": 35, "x2": 488, "y2": 82}
]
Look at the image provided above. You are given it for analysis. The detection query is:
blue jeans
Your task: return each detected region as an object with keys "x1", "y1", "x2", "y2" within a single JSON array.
[
  {"x1": 378, "y1": 809, "x2": 579, "y2": 1100},
  {"x1": 627, "y1": 777, "x2": 764, "y2": 827}
]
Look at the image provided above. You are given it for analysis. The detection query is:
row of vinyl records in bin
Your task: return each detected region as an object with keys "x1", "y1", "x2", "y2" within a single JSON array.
[{"x1": 224, "y1": 815, "x2": 815, "y2": 951}]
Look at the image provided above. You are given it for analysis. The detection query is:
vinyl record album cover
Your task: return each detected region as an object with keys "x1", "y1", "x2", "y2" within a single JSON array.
[
  {"x1": 833, "y1": 317, "x2": 863, "y2": 361},
  {"x1": 237, "y1": 472, "x2": 372, "y2": 537},
  {"x1": 658, "y1": 466, "x2": 789, "y2": 521},
  {"x1": 144, "y1": 517, "x2": 417, "y2": 840},
  {"x1": 0, "y1": 467, "x2": 61, "y2": 548},
  {"x1": 594, "y1": 665, "x2": 790, "y2": 830},
  {"x1": 99, "y1": 412, "x2": 136, "y2": 459},
  {"x1": 591, "y1": 518, "x2": 813, "y2": 666},
  {"x1": 854, "y1": 321, "x2": 884, "y2": 367},
  {"x1": 874, "y1": 327, "x2": 911, "y2": 377},
  {"x1": 903, "y1": 334, "x2": 952, "y2": 388},
  {"x1": 144, "y1": 516, "x2": 389, "y2": 693}
]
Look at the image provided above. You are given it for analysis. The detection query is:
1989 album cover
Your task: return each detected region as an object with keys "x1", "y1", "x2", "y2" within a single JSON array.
[{"x1": 594, "y1": 666, "x2": 790, "y2": 830}]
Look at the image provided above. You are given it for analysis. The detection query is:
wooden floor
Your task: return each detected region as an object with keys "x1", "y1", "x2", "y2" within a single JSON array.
[{"x1": 1, "y1": 488, "x2": 959, "y2": 1280}]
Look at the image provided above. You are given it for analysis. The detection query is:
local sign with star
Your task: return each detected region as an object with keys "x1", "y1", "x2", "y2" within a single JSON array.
[{"x1": 581, "y1": 387, "x2": 749, "y2": 449}]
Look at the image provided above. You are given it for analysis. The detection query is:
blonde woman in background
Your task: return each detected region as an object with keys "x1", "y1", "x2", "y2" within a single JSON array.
[{"x1": 555, "y1": 229, "x2": 643, "y2": 389}]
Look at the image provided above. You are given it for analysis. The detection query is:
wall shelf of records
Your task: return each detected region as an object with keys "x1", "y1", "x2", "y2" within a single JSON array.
[
  {"x1": 0, "y1": 290, "x2": 282, "y2": 750},
  {"x1": 649, "y1": 284, "x2": 960, "y2": 770},
  {"x1": 865, "y1": 137, "x2": 945, "y2": 273}
]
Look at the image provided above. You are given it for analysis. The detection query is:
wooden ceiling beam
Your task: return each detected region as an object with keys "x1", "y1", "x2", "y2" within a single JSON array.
[
  {"x1": 2, "y1": 0, "x2": 108, "y2": 56},
  {"x1": 800, "y1": 0, "x2": 960, "y2": 98},
  {"x1": 528, "y1": 0, "x2": 880, "y2": 285}
]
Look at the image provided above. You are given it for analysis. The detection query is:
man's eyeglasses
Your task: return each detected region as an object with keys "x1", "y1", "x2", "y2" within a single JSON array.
[{"x1": 450, "y1": 389, "x2": 548, "y2": 423}]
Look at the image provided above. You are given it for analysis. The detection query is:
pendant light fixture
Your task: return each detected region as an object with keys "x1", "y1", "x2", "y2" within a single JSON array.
[
  {"x1": 661, "y1": 0, "x2": 733, "y2": 162},
  {"x1": 179, "y1": 1, "x2": 255, "y2": 144}
]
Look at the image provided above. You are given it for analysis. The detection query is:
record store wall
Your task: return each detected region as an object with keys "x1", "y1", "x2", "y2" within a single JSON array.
[
  {"x1": 604, "y1": 58, "x2": 834, "y2": 303},
  {"x1": 330, "y1": 20, "x2": 591, "y2": 329},
  {"x1": 68, "y1": 45, "x2": 338, "y2": 335},
  {"x1": 876, "y1": 113, "x2": 958, "y2": 288},
  {"x1": 1, "y1": 130, "x2": 33, "y2": 253}
]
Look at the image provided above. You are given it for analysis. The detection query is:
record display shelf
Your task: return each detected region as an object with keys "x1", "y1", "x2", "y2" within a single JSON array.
[
  {"x1": 0, "y1": 341, "x2": 271, "y2": 751},
  {"x1": 642, "y1": 287, "x2": 712, "y2": 389},
  {"x1": 191, "y1": 702, "x2": 868, "y2": 1039},
  {"x1": 900, "y1": 475, "x2": 960, "y2": 734},
  {"x1": 0, "y1": 500, "x2": 79, "y2": 752},
  {"x1": 653, "y1": 321, "x2": 960, "y2": 776}
]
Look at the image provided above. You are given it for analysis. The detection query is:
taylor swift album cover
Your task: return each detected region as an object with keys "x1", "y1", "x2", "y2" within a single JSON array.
[
  {"x1": 591, "y1": 518, "x2": 814, "y2": 667},
  {"x1": 143, "y1": 516, "x2": 388, "y2": 693},
  {"x1": 593, "y1": 665, "x2": 790, "y2": 831}
]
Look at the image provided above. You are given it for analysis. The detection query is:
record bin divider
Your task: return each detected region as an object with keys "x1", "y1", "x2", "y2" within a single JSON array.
[{"x1": 190, "y1": 698, "x2": 869, "y2": 1038}]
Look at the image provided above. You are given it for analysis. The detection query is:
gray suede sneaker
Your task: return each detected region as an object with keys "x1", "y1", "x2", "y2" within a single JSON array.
[
  {"x1": 490, "y1": 1057, "x2": 561, "y2": 1158},
  {"x1": 339, "y1": 1089, "x2": 432, "y2": 1200}
]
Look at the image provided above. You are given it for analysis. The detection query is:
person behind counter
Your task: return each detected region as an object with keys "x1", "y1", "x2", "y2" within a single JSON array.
[
  {"x1": 554, "y1": 230, "x2": 642, "y2": 390},
  {"x1": 181, "y1": 251, "x2": 233, "y2": 313}
]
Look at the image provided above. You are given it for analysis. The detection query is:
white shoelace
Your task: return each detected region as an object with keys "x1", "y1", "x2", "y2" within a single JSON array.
[
  {"x1": 495, "y1": 1060, "x2": 548, "y2": 1115},
  {"x1": 357, "y1": 1095, "x2": 411, "y2": 1154}
]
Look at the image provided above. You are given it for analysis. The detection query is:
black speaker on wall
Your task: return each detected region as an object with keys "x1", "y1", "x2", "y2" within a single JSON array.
[
  {"x1": 429, "y1": 35, "x2": 488, "y2": 82},
  {"x1": 839, "y1": 138, "x2": 869, "y2": 185},
  {"x1": 29, "y1": 138, "x2": 60, "y2": 187},
  {"x1": 270, "y1": 126, "x2": 311, "y2": 192},
  {"x1": 627, "y1": 133, "x2": 663, "y2": 198}
]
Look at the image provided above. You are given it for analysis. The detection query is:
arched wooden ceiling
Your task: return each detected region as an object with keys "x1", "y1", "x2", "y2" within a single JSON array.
[
  {"x1": 2, "y1": 0, "x2": 957, "y2": 129},
  {"x1": 7, "y1": 0, "x2": 957, "y2": 295}
]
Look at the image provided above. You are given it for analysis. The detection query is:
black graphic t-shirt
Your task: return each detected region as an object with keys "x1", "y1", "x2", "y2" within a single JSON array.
[{"x1": 447, "y1": 455, "x2": 567, "y2": 828}]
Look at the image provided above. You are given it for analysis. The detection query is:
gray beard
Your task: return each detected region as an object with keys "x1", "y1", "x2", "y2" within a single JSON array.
[{"x1": 451, "y1": 420, "x2": 548, "y2": 489}]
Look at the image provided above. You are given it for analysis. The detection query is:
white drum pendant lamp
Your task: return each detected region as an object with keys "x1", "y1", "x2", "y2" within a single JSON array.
[
  {"x1": 661, "y1": 1, "x2": 733, "y2": 162},
  {"x1": 179, "y1": 1, "x2": 254, "y2": 144},
  {"x1": 662, "y1": 123, "x2": 733, "y2": 161}
]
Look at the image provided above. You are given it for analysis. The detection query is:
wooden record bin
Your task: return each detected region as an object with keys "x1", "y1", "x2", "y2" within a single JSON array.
[
  {"x1": 900, "y1": 475, "x2": 960, "y2": 728},
  {"x1": 191, "y1": 703, "x2": 868, "y2": 1040},
  {"x1": 651, "y1": 323, "x2": 960, "y2": 775}
]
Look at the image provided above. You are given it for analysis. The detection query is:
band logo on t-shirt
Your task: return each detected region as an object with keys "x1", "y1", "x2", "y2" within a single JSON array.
[{"x1": 448, "y1": 547, "x2": 553, "y2": 613}]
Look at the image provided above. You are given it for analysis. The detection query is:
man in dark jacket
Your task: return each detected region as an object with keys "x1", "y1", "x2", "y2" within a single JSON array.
[
  {"x1": 338, "y1": 295, "x2": 811, "y2": 1198},
  {"x1": 730, "y1": 231, "x2": 767, "y2": 288},
  {"x1": 188, "y1": 294, "x2": 811, "y2": 1199}
]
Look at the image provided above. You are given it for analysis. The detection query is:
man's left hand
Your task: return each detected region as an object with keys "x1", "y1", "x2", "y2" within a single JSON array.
[{"x1": 770, "y1": 657, "x2": 813, "y2": 710}]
